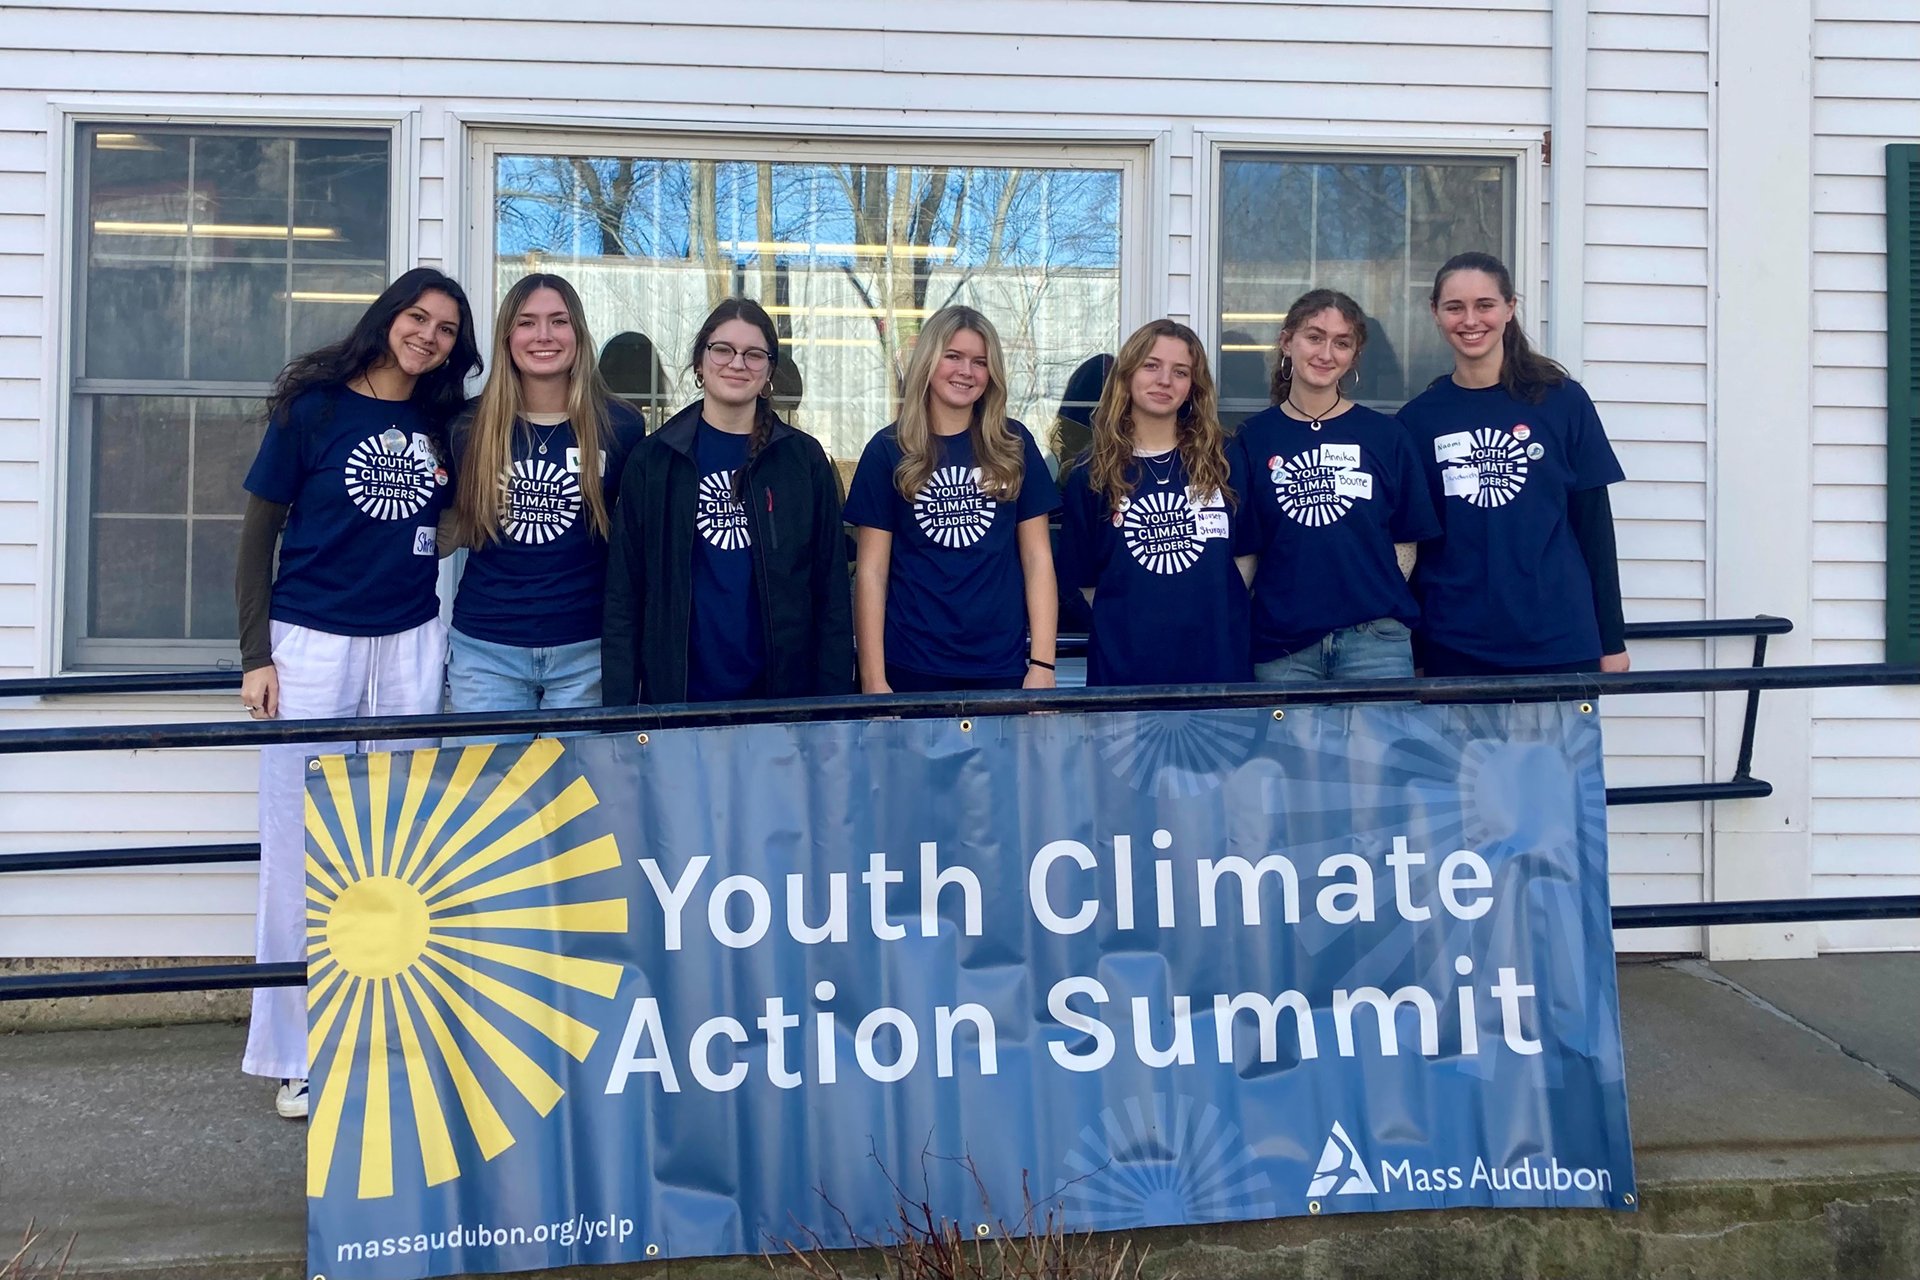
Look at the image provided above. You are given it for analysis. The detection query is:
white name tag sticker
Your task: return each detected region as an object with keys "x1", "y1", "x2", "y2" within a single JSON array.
[
  {"x1": 413, "y1": 526, "x2": 437, "y2": 556},
  {"x1": 1442, "y1": 465, "x2": 1482, "y2": 499},
  {"x1": 1319, "y1": 443, "x2": 1362, "y2": 471},
  {"x1": 1195, "y1": 509, "x2": 1231, "y2": 540},
  {"x1": 565, "y1": 446, "x2": 581, "y2": 474},
  {"x1": 1434, "y1": 432, "x2": 1474, "y2": 464},
  {"x1": 1333, "y1": 469, "x2": 1375, "y2": 500}
]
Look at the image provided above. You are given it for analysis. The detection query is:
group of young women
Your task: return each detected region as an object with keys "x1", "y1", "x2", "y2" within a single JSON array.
[{"x1": 234, "y1": 249, "x2": 1628, "y2": 1115}]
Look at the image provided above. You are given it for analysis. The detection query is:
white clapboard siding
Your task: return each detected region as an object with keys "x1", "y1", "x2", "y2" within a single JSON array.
[
  {"x1": 1591, "y1": 0, "x2": 1713, "y2": 954},
  {"x1": 1809, "y1": 0, "x2": 1920, "y2": 951}
]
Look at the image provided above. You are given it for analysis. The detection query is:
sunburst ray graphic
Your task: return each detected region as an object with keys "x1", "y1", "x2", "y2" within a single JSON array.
[{"x1": 303, "y1": 738, "x2": 629, "y2": 1201}]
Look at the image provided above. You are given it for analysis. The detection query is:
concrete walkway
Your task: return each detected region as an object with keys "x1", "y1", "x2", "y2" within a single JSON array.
[{"x1": 2, "y1": 957, "x2": 1917, "y2": 1280}]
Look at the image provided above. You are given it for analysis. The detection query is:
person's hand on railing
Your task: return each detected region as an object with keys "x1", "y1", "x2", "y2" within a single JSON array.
[
  {"x1": 240, "y1": 667, "x2": 279, "y2": 720},
  {"x1": 1601, "y1": 651, "x2": 1631, "y2": 674}
]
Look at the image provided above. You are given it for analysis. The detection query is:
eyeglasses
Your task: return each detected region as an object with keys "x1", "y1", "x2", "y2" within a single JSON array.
[{"x1": 703, "y1": 341, "x2": 772, "y2": 370}]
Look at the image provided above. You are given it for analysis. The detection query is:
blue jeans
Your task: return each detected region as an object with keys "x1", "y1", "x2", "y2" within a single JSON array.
[
  {"x1": 446, "y1": 627, "x2": 602, "y2": 744},
  {"x1": 1254, "y1": 618, "x2": 1414, "y2": 684}
]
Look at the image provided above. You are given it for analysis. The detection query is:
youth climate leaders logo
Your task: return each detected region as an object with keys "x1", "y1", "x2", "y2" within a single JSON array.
[
  {"x1": 345, "y1": 428, "x2": 438, "y2": 521},
  {"x1": 1056, "y1": 1093, "x2": 1276, "y2": 1229},
  {"x1": 1434, "y1": 427, "x2": 1529, "y2": 509},
  {"x1": 1270, "y1": 443, "x2": 1372, "y2": 528},
  {"x1": 303, "y1": 738, "x2": 627, "y2": 1201},
  {"x1": 913, "y1": 465, "x2": 996, "y2": 548},
  {"x1": 1120, "y1": 490, "x2": 1203, "y2": 575},
  {"x1": 501, "y1": 458, "x2": 580, "y2": 545},
  {"x1": 695, "y1": 471, "x2": 752, "y2": 551}
]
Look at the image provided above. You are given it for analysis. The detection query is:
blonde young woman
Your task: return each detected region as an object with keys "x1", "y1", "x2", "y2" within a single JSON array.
[
  {"x1": 1056, "y1": 320, "x2": 1256, "y2": 686},
  {"x1": 446, "y1": 273, "x2": 646, "y2": 713},
  {"x1": 845, "y1": 306, "x2": 1061, "y2": 693}
]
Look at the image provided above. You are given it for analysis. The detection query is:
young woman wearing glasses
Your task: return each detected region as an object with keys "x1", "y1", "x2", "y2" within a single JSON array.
[{"x1": 601, "y1": 297, "x2": 854, "y2": 703}]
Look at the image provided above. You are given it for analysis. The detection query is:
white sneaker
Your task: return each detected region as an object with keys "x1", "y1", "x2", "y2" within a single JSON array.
[{"x1": 276, "y1": 1078, "x2": 309, "y2": 1120}]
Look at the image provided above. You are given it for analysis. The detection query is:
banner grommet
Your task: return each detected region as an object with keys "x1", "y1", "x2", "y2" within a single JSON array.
[
  {"x1": 959, "y1": 719, "x2": 973, "y2": 732},
  {"x1": 636, "y1": 733, "x2": 650, "y2": 745},
  {"x1": 1579, "y1": 703, "x2": 1594, "y2": 715},
  {"x1": 1272, "y1": 709, "x2": 1285, "y2": 721},
  {"x1": 974, "y1": 1223, "x2": 991, "y2": 1237},
  {"x1": 1307, "y1": 1200, "x2": 1322, "y2": 1214},
  {"x1": 645, "y1": 1243, "x2": 661, "y2": 1257}
]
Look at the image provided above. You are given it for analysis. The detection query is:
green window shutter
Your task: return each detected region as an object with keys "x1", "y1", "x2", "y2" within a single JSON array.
[{"x1": 1891, "y1": 143, "x2": 1920, "y2": 665}]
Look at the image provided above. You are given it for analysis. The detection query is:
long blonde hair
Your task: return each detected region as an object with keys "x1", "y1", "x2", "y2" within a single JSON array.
[
  {"x1": 893, "y1": 306, "x2": 1024, "y2": 502},
  {"x1": 1088, "y1": 320, "x2": 1235, "y2": 513},
  {"x1": 454, "y1": 273, "x2": 615, "y2": 546}
]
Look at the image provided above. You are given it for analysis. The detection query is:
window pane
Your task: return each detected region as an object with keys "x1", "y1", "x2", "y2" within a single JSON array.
[
  {"x1": 79, "y1": 124, "x2": 389, "y2": 385},
  {"x1": 189, "y1": 518, "x2": 243, "y2": 639},
  {"x1": 191, "y1": 397, "x2": 267, "y2": 516},
  {"x1": 93, "y1": 395, "x2": 189, "y2": 514},
  {"x1": 1215, "y1": 153, "x2": 1514, "y2": 422},
  {"x1": 293, "y1": 137, "x2": 391, "y2": 261},
  {"x1": 90, "y1": 517, "x2": 187, "y2": 638},
  {"x1": 495, "y1": 153, "x2": 1124, "y2": 471}
]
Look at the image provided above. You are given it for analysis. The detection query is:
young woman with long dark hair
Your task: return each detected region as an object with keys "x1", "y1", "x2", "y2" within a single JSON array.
[
  {"x1": 1056, "y1": 320, "x2": 1254, "y2": 686},
  {"x1": 1238, "y1": 289, "x2": 1440, "y2": 681},
  {"x1": 844, "y1": 306, "x2": 1061, "y2": 693},
  {"x1": 1398, "y1": 252, "x2": 1629, "y2": 675},
  {"x1": 445, "y1": 274, "x2": 645, "y2": 718},
  {"x1": 234, "y1": 266, "x2": 481, "y2": 1118},
  {"x1": 601, "y1": 298, "x2": 853, "y2": 703}
]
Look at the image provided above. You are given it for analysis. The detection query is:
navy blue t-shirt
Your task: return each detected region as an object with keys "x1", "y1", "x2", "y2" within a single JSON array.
[
  {"x1": 243, "y1": 385, "x2": 449, "y2": 636},
  {"x1": 451, "y1": 401, "x2": 646, "y2": 647},
  {"x1": 1397, "y1": 377, "x2": 1626, "y2": 666},
  {"x1": 1239, "y1": 404, "x2": 1440, "y2": 660},
  {"x1": 685, "y1": 423, "x2": 767, "y2": 701},
  {"x1": 1058, "y1": 447, "x2": 1254, "y2": 686},
  {"x1": 843, "y1": 422, "x2": 1060, "y2": 680}
]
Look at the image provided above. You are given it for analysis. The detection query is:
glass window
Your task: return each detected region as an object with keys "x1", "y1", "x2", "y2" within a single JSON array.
[
  {"x1": 492, "y1": 152, "x2": 1126, "y2": 480},
  {"x1": 66, "y1": 124, "x2": 391, "y2": 669},
  {"x1": 1214, "y1": 153, "x2": 1516, "y2": 425}
]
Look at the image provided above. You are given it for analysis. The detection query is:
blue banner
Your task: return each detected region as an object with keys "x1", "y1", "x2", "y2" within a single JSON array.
[{"x1": 304, "y1": 702, "x2": 1634, "y2": 1279}]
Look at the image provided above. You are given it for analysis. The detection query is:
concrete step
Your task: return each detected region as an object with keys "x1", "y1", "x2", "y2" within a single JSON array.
[{"x1": 2, "y1": 957, "x2": 1916, "y2": 1280}]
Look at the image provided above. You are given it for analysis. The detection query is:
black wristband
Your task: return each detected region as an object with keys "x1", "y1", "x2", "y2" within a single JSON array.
[{"x1": 1027, "y1": 657, "x2": 1056, "y2": 671}]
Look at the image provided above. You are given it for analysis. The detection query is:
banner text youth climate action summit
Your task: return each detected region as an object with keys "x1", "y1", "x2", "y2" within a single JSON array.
[{"x1": 605, "y1": 830, "x2": 1545, "y2": 1096}]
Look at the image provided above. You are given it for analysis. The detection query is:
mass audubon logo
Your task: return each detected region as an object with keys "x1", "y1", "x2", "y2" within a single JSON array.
[
  {"x1": 914, "y1": 465, "x2": 995, "y2": 548},
  {"x1": 695, "y1": 470, "x2": 752, "y2": 551},
  {"x1": 501, "y1": 458, "x2": 580, "y2": 545},
  {"x1": 1305, "y1": 1122, "x2": 1618, "y2": 1200},
  {"x1": 1306, "y1": 1122, "x2": 1377, "y2": 1197}
]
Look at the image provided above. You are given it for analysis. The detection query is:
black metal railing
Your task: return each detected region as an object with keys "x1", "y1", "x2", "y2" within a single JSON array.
[{"x1": 1, "y1": 615, "x2": 1915, "y2": 1003}]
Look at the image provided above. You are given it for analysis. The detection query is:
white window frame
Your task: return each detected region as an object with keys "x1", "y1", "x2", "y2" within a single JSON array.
[
  {"x1": 461, "y1": 123, "x2": 1157, "y2": 371},
  {"x1": 43, "y1": 103, "x2": 417, "y2": 675},
  {"x1": 1192, "y1": 131, "x2": 1543, "y2": 400}
]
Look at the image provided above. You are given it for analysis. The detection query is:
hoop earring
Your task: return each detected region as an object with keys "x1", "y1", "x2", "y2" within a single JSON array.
[
  {"x1": 1346, "y1": 361, "x2": 1359, "y2": 394},
  {"x1": 694, "y1": 372, "x2": 705, "y2": 390},
  {"x1": 1277, "y1": 353, "x2": 1294, "y2": 384},
  {"x1": 759, "y1": 383, "x2": 772, "y2": 400}
]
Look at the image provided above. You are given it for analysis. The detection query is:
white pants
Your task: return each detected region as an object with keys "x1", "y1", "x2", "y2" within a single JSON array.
[{"x1": 243, "y1": 617, "x2": 447, "y2": 1080}]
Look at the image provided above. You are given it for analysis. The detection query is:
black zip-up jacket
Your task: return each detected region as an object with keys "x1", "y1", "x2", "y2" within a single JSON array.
[{"x1": 602, "y1": 405, "x2": 855, "y2": 704}]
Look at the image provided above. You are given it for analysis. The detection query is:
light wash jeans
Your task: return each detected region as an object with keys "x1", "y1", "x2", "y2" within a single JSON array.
[
  {"x1": 446, "y1": 627, "x2": 602, "y2": 744},
  {"x1": 1253, "y1": 617, "x2": 1415, "y2": 684}
]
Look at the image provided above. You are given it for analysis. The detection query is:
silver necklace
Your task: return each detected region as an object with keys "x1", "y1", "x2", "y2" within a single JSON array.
[
  {"x1": 1137, "y1": 448, "x2": 1177, "y2": 486},
  {"x1": 529, "y1": 418, "x2": 565, "y2": 456}
]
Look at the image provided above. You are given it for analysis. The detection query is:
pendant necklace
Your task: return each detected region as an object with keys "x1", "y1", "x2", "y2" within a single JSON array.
[
  {"x1": 530, "y1": 419, "x2": 565, "y2": 456},
  {"x1": 1286, "y1": 391, "x2": 1342, "y2": 432},
  {"x1": 1137, "y1": 448, "x2": 1178, "y2": 487}
]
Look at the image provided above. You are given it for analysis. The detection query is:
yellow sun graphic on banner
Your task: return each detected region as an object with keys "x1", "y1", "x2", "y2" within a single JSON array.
[{"x1": 303, "y1": 738, "x2": 629, "y2": 1201}]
